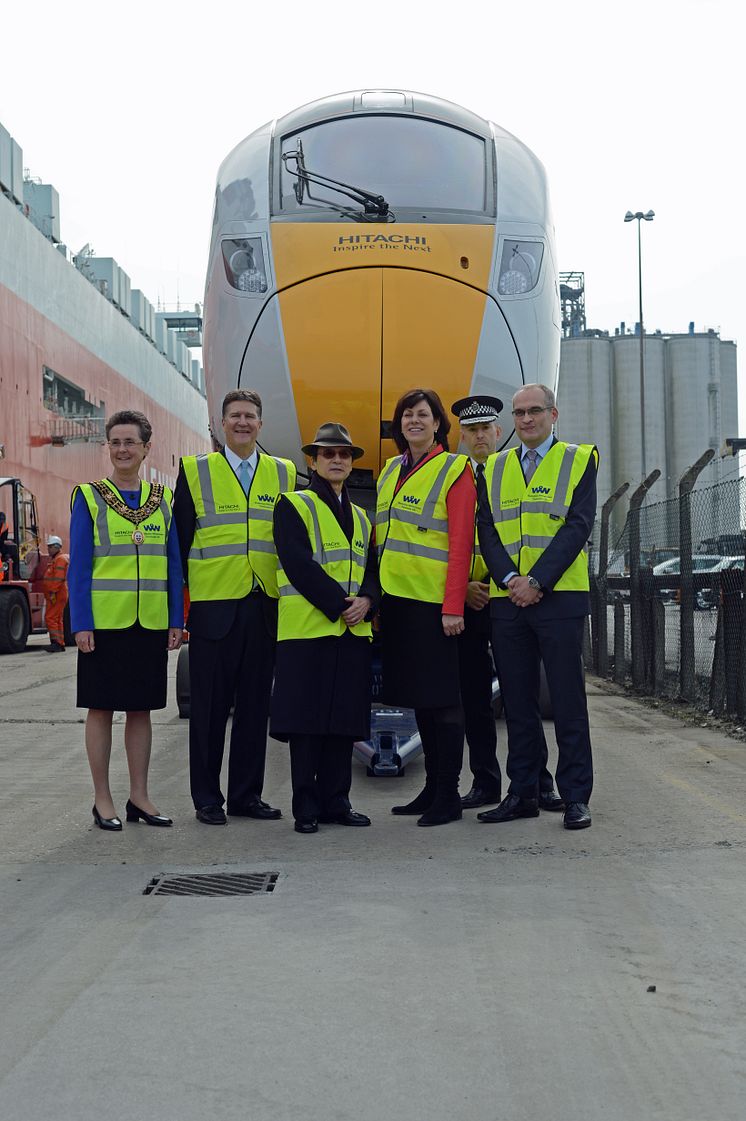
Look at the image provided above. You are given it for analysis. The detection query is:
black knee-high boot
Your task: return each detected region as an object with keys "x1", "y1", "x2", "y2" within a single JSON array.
[
  {"x1": 391, "y1": 708, "x2": 437, "y2": 815},
  {"x1": 417, "y1": 707, "x2": 464, "y2": 827}
]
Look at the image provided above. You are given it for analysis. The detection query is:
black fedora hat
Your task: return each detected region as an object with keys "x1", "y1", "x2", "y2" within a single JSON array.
[{"x1": 301, "y1": 421, "x2": 364, "y2": 460}]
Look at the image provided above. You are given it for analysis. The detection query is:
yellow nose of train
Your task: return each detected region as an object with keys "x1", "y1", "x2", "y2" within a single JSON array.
[{"x1": 270, "y1": 222, "x2": 495, "y2": 475}]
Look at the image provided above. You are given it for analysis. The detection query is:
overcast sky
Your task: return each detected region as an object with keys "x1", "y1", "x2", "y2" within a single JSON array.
[{"x1": 3, "y1": 0, "x2": 743, "y2": 431}]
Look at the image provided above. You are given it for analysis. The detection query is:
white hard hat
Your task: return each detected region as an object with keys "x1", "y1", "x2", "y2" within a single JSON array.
[{"x1": 47, "y1": 535, "x2": 63, "y2": 547}]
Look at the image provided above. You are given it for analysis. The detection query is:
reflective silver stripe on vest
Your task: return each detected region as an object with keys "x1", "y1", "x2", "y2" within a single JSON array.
[
  {"x1": 522, "y1": 534, "x2": 556, "y2": 549},
  {"x1": 247, "y1": 508, "x2": 274, "y2": 522},
  {"x1": 545, "y1": 444, "x2": 578, "y2": 517},
  {"x1": 196, "y1": 454, "x2": 217, "y2": 515},
  {"x1": 490, "y1": 452, "x2": 513, "y2": 522},
  {"x1": 388, "y1": 507, "x2": 448, "y2": 533},
  {"x1": 275, "y1": 459, "x2": 290, "y2": 492},
  {"x1": 89, "y1": 487, "x2": 112, "y2": 547},
  {"x1": 92, "y1": 578, "x2": 168, "y2": 592},
  {"x1": 93, "y1": 543, "x2": 165, "y2": 557},
  {"x1": 189, "y1": 540, "x2": 275, "y2": 560},
  {"x1": 382, "y1": 538, "x2": 449, "y2": 564},
  {"x1": 197, "y1": 512, "x2": 246, "y2": 528},
  {"x1": 293, "y1": 492, "x2": 325, "y2": 564}
]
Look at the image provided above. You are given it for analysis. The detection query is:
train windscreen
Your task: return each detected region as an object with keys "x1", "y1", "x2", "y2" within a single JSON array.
[{"x1": 278, "y1": 116, "x2": 488, "y2": 217}]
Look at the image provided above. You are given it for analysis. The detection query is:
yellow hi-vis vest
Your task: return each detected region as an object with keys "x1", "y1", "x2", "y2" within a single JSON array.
[
  {"x1": 74, "y1": 480, "x2": 172, "y2": 630},
  {"x1": 376, "y1": 451, "x2": 469, "y2": 604},
  {"x1": 277, "y1": 491, "x2": 372, "y2": 641},
  {"x1": 483, "y1": 442, "x2": 596, "y2": 597},
  {"x1": 182, "y1": 451, "x2": 296, "y2": 601}
]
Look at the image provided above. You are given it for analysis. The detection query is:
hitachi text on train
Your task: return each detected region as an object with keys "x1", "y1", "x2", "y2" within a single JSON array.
[{"x1": 333, "y1": 234, "x2": 431, "y2": 252}]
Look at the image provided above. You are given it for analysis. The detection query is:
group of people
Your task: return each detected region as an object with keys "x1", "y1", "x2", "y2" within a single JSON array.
[{"x1": 68, "y1": 382, "x2": 598, "y2": 835}]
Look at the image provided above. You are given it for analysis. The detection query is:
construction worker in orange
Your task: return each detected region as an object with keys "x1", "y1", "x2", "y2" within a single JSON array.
[{"x1": 44, "y1": 535, "x2": 69, "y2": 653}]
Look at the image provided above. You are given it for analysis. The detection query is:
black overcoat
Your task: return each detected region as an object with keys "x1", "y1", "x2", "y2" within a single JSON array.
[{"x1": 269, "y1": 475, "x2": 379, "y2": 740}]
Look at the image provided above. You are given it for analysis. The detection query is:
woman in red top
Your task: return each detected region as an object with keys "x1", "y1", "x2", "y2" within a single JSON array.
[{"x1": 377, "y1": 388, "x2": 476, "y2": 825}]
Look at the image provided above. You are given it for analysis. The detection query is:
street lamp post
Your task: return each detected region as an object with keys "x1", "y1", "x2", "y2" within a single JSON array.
[{"x1": 624, "y1": 209, "x2": 655, "y2": 476}]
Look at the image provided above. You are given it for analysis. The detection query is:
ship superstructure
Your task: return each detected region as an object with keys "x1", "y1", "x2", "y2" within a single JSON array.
[{"x1": 0, "y1": 117, "x2": 210, "y2": 544}]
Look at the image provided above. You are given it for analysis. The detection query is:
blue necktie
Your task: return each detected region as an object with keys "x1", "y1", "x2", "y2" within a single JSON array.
[{"x1": 238, "y1": 459, "x2": 251, "y2": 495}]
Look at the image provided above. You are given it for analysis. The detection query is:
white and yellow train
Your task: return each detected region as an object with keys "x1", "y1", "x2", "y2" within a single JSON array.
[{"x1": 203, "y1": 89, "x2": 560, "y2": 480}]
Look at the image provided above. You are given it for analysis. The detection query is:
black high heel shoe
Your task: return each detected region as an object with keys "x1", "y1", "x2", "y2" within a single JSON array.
[
  {"x1": 92, "y1": 805, "x2": 122, "y2": 831},
  {"x1": 125, "y1": 799, "x2": 173, "y2": 827}
]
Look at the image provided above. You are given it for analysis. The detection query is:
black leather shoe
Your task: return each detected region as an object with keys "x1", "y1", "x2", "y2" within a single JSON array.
[
  {"x1": 294, "y1": 818, "x2": 318, "y2": 834},
  {"x1": 92, "y1": 805, "x2": 122, "y2": 831},
  {"x1": 44, "y1": 642, "x2": 65, "y2": 653},
  {"x1": 126, "y1": 799, "x2": 173, "y2": 827},
  {"x1": 228, "y1": 799, "x2": 282, "y2": 820},
  {"x1": 461, "y1": 785, "x2": 501, "y2": 810},
  {"x1": 196, "y1": 804, "x2": 227, "y2": 825},
  {"x1": 318, "y1": 810, "x2": 371, "y2": 826},
  {"x1": 538, "y1": 790, "x2": 565, "y2": 812},
  {"x1": 477, "y1": 793, "x2": 539, "y2": 823},
  {"x1": 564, "y1": 802, "x2": 592, "y2": 830}
]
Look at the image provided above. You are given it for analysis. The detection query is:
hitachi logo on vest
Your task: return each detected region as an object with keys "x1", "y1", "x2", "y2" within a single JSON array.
[{"x1": 402, "y1": 495, "x2": 420, "y2": 505}]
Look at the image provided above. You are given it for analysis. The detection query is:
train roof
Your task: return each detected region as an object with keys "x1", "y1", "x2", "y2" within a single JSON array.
[{"x1": 274, "y1": 89, "x2": 496, "y2": 140}]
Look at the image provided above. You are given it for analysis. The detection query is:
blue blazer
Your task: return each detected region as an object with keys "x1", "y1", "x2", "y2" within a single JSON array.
[{"x1": 477, "y1": 440, "x2": 598, "y2": 620}]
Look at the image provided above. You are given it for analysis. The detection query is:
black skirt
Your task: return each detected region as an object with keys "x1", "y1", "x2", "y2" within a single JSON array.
[
  {"x1": 380, "y1": 594, "x2": 461, "y2": 709},
  {"x1": 76, "y1": 623, "x2": 168, "y2": 711}
]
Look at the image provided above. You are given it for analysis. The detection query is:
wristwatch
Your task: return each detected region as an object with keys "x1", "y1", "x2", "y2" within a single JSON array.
[{"x1": 526, "y1": 575, "x2": 542, "y2": 590}]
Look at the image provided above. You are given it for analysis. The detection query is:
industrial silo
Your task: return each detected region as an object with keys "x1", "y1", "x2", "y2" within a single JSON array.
[
  {"x1": 611, "y1": 332, "x2": 667, "y2": 538},
  {"x1": 557, "y1": 335, "x2": 613, "y2": 548}
]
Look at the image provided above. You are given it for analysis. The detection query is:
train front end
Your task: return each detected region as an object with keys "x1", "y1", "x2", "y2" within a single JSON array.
[{"x1": 203, "y1": 90, "x2": 559, "y2": 482}]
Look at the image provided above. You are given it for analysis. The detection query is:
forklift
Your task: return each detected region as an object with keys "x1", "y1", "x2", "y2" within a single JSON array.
[{"x1": 0, "y1": 477, "x2": 50, "y2": 653}]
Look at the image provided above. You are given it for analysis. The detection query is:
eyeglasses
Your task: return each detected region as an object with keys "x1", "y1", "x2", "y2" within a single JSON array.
[
  {"x1": 511, "y1": 406, "x2": 552, "y2": 419},
  {"x1": 317, "y1": 447, "x2": 353, "y2": 460},
  {"x1": 108, "y1": 439, "x2": 144, "y2": 449}
]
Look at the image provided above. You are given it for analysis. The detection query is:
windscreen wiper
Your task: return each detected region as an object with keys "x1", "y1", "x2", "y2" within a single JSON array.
[{"x1": 282, "y1": 144, "x2": 390, "y2": 219}]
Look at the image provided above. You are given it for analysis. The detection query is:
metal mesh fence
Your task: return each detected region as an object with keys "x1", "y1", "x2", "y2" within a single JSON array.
[{"x1": 588, "y1": 475, "x2": 746, "y2": 717}]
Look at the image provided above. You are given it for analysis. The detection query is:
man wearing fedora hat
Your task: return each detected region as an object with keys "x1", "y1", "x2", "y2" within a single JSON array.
[
  {"x1": 451, "y1": 394, "x2": 563, "y2": 812},
  {"x1": 270, "y1": 422, "x2": 378, "y2": 833},
  {"x1": 174, "y1": 389, "x2": 296, "y2": 825}
]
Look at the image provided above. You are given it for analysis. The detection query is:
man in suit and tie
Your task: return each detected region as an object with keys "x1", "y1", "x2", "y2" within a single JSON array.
[
  {"x1": 174, "y1": 389, "x2": 296, "y2": 824},
  {"x1": 476, "y1": 383, "x2": 597, "y2": 830},
  {"x1": 451, "y1": 394, "x2": 563, "y2": 813}
]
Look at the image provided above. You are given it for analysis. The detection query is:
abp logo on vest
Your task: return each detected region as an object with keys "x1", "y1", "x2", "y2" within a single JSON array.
[
  {"x1": 401, "y1": 495, "x2": 420, "y2": 506},
  {"x1": 531, "y1": 486, "x2": 551, "y2": 495},
  {"x1": 256, "y1": 493, "x2": 277, "y2": 504},
  {"x1": 142, "y1": 523, "x2": 161, "y2": 532}
]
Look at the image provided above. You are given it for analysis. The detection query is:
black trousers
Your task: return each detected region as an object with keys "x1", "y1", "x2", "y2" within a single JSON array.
[
  {"x1": 491, "y1": 612, "x2": 593, "y2": 803},
  {"x1": 458, "y1": 607, "x2": 554, "y2": 796},
  {"x1": 458, "y1": 606, "x2": 501, "y2": 795},
  {"x1": 189, "y1": 592, "x2": 275, "y2": 810},
  {"x1": 288, "y1": 734, "x2": 353, "y2": 821}
]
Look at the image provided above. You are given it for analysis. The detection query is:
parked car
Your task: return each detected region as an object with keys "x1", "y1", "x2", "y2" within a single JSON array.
[
  {"x1": 697, "y1": 556, "x2": 744, "y2": 609},
  {"x1": 652, "y1": 555, "x2": 722, "y2": 602}
]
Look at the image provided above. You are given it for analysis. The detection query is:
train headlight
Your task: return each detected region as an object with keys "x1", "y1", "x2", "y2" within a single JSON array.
[
  {"x1": 498, "y1": 241, "x2": 544, "y2": 296},
  {"x1": 222, "y1": 238, "x2": 268, "y2": 294}
]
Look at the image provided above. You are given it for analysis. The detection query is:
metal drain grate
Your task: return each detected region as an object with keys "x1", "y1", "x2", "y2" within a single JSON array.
[{"x1": 144, "y1": 871, "x2": 279, "y2": 897}]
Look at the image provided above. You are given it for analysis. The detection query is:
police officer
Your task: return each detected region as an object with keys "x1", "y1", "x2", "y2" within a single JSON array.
[
  {"x1": 476, "y1": 384, "x2": 597, "y2": 830},
  {"x1": 452, "y1": 395, "x2": 563, "y2": 812},
  {"x1": 174, "y1": 389, "x2": 297, "y2": 825}
]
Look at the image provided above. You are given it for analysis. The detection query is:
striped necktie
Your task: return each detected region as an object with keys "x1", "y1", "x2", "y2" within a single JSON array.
[{"x1": 524, "y1": 449, "x2": 538, "y2": 484}]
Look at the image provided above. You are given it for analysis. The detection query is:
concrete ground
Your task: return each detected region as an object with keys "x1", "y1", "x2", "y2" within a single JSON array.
[{"x1": 1, "y1": 636, "x2": 745, "y2": 1120}]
